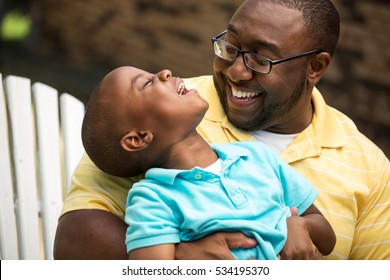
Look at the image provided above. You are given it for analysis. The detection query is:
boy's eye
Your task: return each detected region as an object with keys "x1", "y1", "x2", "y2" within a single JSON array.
[{"x1": 144, "y1": 80, "x2": 151, "y2": 88}]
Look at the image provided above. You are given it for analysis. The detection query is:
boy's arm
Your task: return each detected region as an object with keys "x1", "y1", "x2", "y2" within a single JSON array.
[
  {"x1": 301, "y1": 204, "x2": 336, "y2": 255},
  {"x1": 280, "y1": 205, "x2": 336, "y2": 259},
  {"x1": 175, "y1": 232, "x2": 258, "y2": 260},
  {"x1": 129, "y1": 244, "x2": 175, "y2": 260}
]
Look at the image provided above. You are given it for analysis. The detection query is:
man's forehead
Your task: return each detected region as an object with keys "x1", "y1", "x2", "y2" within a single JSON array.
[{"x1": 229, "y1": 1, "x2": 306, "y2": 51}]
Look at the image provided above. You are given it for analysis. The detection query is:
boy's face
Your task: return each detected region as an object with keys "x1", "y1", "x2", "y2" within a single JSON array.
[{"x1": 101, "y1": 66, "x2": 209, "y2": 142}]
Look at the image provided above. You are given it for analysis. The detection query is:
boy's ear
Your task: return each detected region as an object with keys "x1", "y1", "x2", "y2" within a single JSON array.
[
  {"x1": 307, "y1": 52, "x2": 331, "y2": 86},
  {"x1": 120, "y1": 131, "x2": 154, "y2": 152}
]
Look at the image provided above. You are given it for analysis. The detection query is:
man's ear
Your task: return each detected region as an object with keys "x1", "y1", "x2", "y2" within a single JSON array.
[
  {"x1": 120, "y1": 131, "x2": 154, "y2": 152},
  {"x1": 307, "y1": 52, "x2": 331, "y2": 86}
]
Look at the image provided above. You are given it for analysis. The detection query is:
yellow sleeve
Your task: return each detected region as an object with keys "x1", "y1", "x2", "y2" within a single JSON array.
[
  {"x1": 349, "y1": 150, "x2": 390, "y2": 259},
  {"x1": 61, "y1": 153, "x2": 143, "y2": 220}
]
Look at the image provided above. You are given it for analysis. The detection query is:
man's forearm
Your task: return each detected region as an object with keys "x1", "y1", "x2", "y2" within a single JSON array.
[{"x1": 54, "y1": 209, "x2": 128, "y2": 259}]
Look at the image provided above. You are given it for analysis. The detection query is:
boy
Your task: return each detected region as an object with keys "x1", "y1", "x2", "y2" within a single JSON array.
[{"x1": 81, "y1": 66, "x2": 335, "y2": 260}]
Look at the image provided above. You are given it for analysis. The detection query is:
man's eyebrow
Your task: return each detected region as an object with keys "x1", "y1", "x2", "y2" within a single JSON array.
[{"x1": 227, "y1": 24, "x2": 281, "y2": 55}]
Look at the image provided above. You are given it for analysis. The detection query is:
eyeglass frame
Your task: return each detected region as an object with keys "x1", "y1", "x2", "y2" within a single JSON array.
[{"x1": 211, "y1": 30, "x2": 322, "y2": 74}]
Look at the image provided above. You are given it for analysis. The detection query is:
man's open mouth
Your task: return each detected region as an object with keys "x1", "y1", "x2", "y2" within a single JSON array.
[{"x1": 231, "y1": 87, "x2": 261, "y2": 100}]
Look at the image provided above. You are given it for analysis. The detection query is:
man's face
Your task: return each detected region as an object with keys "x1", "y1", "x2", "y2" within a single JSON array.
[{"x1": 213, "y1": 1, "x2": 314, "y2": 134}]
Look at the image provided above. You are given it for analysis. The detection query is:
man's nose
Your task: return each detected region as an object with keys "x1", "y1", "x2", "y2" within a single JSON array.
[{"x1": 226, "y1": 54, "x2": 254, "y2": 83}]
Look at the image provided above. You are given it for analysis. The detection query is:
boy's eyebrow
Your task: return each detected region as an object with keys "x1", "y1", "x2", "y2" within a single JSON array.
[{"x1": 130, "y1": 74, "x2": 142, "y2": 89}]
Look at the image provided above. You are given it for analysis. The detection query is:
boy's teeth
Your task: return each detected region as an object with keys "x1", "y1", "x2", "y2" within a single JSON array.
[
  {"x1": 232, "y1": 88, "x2": 260, "y2": 98},
  {"x1": 177, "y1": 82, "x2": 185, "y2": 95}
]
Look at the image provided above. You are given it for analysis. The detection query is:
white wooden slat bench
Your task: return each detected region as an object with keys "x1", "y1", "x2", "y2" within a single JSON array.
[{"x1": 0, "y1": 73, "x2": 85, "y2": 259}]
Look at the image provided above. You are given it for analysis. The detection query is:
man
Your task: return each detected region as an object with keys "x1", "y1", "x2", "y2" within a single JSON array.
[
  {"x1": 80, "y1": 66, "x2": 335, "y2": 260},
  {"x1": 54, "y1": 0, "x2": 390, "y2": 260}
]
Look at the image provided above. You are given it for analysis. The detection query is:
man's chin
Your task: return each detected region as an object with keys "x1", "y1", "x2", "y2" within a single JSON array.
[{"x1": 227, "y1": 114, "x2": 254, "y2": 131}]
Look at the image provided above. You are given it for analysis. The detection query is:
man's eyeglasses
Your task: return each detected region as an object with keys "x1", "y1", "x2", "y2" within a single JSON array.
[{"x1": 211, "y1": 30, "x2": 321, "y2": 74}]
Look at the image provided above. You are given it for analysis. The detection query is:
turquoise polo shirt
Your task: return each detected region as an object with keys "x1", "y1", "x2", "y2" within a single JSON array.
[{"x1": 125, "y1": 141, "x2": 317, "y2": 259}]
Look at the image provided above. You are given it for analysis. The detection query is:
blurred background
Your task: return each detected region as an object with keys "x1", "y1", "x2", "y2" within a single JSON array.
[{"x1": 0, "y1": 0, "x2": 389, "y2": 156}]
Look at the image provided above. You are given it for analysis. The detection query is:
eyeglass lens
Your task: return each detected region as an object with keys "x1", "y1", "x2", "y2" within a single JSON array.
[{"x1": 213, "y1": 40, "x2": 271, "y2": 73}]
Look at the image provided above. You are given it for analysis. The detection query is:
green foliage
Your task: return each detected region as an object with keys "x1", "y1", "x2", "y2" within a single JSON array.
[{"x1": 0, "y1": 11, "x2": 31, "y2": 40}]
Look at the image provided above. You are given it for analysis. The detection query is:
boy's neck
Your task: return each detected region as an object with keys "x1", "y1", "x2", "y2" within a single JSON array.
[{"x1": 160, "y1": 133, "x2": 218, "y2": 170}]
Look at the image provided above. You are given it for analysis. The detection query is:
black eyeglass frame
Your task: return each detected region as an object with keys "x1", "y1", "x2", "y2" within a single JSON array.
[{"x1": 211, "y1": 30, "x2": 322, "y2": 74}]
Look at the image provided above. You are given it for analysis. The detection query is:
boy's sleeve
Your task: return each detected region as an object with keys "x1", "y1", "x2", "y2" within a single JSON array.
[
  {"x1": 272, "y1": 154, "x2": 318, "y2": 215},
  {"x1": 125, "y1": 185, "x2": 181, "y2": 253}
]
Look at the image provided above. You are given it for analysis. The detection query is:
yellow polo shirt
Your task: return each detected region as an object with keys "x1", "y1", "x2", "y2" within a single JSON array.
[{"x1": 62, "y1": 75, "x2": 390, "y2": 260}]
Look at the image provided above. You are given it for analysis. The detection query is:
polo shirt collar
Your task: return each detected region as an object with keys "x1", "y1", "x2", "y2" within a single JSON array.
[
  {"x1": 202, "y1": 81, "x2": 256, "y2": 141},
  {"x1": 281, "y1": 88, "x2": 346, "y2": 162},
  {"x1": 310, "y1": 88, "x2": 346, "y2": 149},
  {"x1": 202, "y1": 80, "x2": 226, "y2": 122},
  {"x1": 144, "y1": 145, "x2": 249, "y2": 186}
]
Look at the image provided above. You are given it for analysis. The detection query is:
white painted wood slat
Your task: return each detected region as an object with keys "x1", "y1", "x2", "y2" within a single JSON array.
[
  {"x1": 32, "y1": 82, "x2": 64, "y2": 259},
  {"x1": 0, "y1": 73, "x2": 19, "y2": 259},
  {"x1": 60, "y1": 93, "x2": 85, "y2": 190},
  {"x1": 3, "y1": 75, "x2": 41, "y2": 259},
  {"x1": 0, "y1": 73, "x2": 85, "y2": 260}
]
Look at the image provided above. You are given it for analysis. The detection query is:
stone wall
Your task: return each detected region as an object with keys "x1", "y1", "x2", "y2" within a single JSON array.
[
  {"x1": 320, "y1": 0, "x2": 390, "y2": 157},
  {"x1": 40, "y1": 0, "x2": 239, "y2": 77},
  {"x1": 34, "y1": 0, "x2": 390, "y2": 156}
]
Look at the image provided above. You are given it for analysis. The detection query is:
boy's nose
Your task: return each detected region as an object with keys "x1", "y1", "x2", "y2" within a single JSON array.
[{"x1": 157, "y1": 69, "x2": 172, "y2": 81}]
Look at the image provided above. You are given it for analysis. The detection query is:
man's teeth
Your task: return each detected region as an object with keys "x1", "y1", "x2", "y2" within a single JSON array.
[{"x1": 232, "y1": 89, "x2": 260, "y2": 98}]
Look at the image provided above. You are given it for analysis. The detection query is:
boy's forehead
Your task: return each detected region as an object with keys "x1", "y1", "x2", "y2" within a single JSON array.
[
  {"x1": 98, "y1": 66, "x2": 149, "y2": 99},
  {"x1": 105, "y1": 66, "x2": 146, "y2": 84}
]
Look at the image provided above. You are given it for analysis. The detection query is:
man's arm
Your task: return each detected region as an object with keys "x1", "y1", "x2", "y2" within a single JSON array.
[
  {"x1": 54, "y1": 209, "x2": 257, "y2": 260},
  {"x1": 350, "y1": 154, "x2": 390, "y2": 259},
  {"x1": 54, "y1": 209, "x2": 128, "y2": 259}
]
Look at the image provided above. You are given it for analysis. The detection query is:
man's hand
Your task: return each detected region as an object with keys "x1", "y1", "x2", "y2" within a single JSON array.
[{"x1": 175, "y1": 232, "x2": 257, "y2": 260}]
